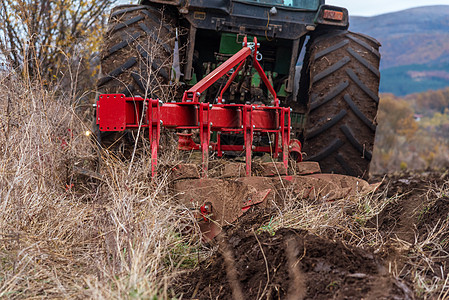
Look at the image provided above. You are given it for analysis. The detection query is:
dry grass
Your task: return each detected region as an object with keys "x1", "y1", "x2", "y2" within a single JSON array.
[
  {"x1": 267, "y1": 176, "x2": 449, "y2": 298},
  {"x1": 394, "y1": 181, "x2": 449, "y2": 299},
  {"x1": 0, "y1": 70, "x2": 204, "y2": 299},
  {"x1": 394, "y1": 219, "x2": 449, "y2": 299},
  {"x1": 267, "y1": 180, "x2": 392, "y2": 248}
]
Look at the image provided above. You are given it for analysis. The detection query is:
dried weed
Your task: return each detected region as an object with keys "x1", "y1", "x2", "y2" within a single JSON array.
[{"x1": 0, "y1": 70, "x2": 203, "y2": 299}]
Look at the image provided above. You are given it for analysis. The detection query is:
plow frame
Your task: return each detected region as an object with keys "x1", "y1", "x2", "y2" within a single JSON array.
[{"x1": 97, "y1": 37, "x2": 300, "y2": 177}]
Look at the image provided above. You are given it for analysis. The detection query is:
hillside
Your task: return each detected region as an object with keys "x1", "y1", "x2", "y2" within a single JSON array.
[{"x1": 349, "y1": 5, "x2": 449, "y2": 95}]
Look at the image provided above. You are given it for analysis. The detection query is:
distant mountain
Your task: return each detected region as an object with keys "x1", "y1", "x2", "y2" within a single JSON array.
[{"x1": 349, "y1": 6, "x2": 449, "y2": 96}]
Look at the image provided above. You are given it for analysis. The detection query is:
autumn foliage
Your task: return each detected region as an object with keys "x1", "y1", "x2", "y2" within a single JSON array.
[
  {"x1": 0, "y1": 0, "x2": 114, "y2": 94},
  {"x1": 372, "y1": 88, "x2": 449, "y2": 173}
]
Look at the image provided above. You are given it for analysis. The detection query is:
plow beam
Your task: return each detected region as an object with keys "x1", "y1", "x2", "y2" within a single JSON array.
[{"x1": 97, "y1": 94, "x2": 294, "y2": 177}]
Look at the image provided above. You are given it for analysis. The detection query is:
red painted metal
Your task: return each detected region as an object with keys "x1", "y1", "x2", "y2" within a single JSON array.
[
  {"x1": 199, "y1": 103, "x2": 211, "y2": 176},
  {"x1": 280, "y1": 107, "x2": 290, "y2": 170},
  {"x1": 177, "y1": 133, "x2": 198, "y2": 150},
  {"x1": 200, "y1": 202, "x2": 212, "y2": 222},
  {"x1": 252, "y1": 47, "x2": 280, "y2": 106},
  {"x1": 97, "y1": 36, "x2": 300, "y2": 178},
  {"x1": 289, "y1": 139, "x2": 303, "y2": 162},
  {"x1": 149, "y1": 99, "x2": 161, "y2": 177},
  {"x1": 97, "y1": 94, "x2": 128, "y2": 131},
  {"x1": 243, "y1": 104, "x2": 253, "y2": 176}
]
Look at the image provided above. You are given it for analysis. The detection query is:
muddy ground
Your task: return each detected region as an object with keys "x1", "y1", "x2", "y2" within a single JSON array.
[{"x1": 175, "y1": 171, "x2": 449, "y2": 299}]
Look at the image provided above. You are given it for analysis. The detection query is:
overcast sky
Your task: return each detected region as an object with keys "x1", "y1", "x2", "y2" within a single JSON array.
[
  {"x1": 329, "y1": 0, "x2": 449, "y2": 16},
  {"x1": 116, "y1": 0, "x2": 449, "y2": 16}
]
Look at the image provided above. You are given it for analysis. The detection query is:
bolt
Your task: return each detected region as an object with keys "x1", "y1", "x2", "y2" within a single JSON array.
[
  {"x1": 306, "y1": 25, "x2": 316, "y2": 31},
  {"x1": 160, "y1": 120, "x2": 163, "y2": 126},
  {"x1": 252, "y1": 145, "x2": 256, "y2": 150},
  {"x1": 241, "y1": 125, "x2": 244, "y2": 129},
  {"x1": 209, "y1": 145, "x2": 212, "y2": 149},
  {"x1": 290, "y1": 108, "x2": 293, "y2": 112},
  {"x1": 196, "y1": 92, "x2": 201, "y2": 97},
  {"x1": 209, "y1": 103, "x2": 213, "y2": 109},
  {"x1": 257, "y1": 43, "x2": 260, "y2": 47},
  {"x1": 159, "y1": 100, "x2": 163, "y2": 106},
  {"x1": 252, "y1": 106, "x2": 255, "y2": 109},
  {"x1": 93, "y1": 103, "x2": 97, "y2": 107},
  {"x1": 290, "y1": 126, "x2": 293, "y2": 130},
  {"x1": 210, "y1": 122, "x2": 213, "y2": 126},
  {"x1": 253, "y1": 125, "x2": 255, "y2": 128}
]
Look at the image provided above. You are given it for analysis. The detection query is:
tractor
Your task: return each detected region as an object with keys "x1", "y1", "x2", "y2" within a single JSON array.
[
  {"x1": 95, "y1": 0, "x2": 381, "y2": 239},
  {"x1": 97, "y1": 0, "x2": 380, "y2": 179}
]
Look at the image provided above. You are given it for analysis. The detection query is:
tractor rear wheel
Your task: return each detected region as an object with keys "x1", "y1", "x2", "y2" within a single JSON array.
[
  {"x1": 98, "y1": 4, "x2": 178, "y2": 99},
  {"x1": 302, "y1": 30, "x2": 381, "y2": 179},
  {"x1": 95, "y1": 4, "x2": 179, "y2": 149}
]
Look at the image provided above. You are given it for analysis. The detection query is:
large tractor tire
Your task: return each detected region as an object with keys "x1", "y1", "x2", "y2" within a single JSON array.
[
  {"x1": 302, "y1": 30, "x2": 381, "y2": 179},
  {"x1": 96, "y1": 4, "x2": 179, "y2": 149},
  {"x1": 98, "y1": 4, "x2": 177, "y2": 99}
]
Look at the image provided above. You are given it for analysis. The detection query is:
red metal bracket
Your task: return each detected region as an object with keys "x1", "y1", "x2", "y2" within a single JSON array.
[
  {"x1": 149, "y1": 99, "x2": 161, "y2": 176},
  {"x1": 199, "y1": 103, "x2": 211, "y2": 176},
  {"x1": 243, "y1": 104, "x2": 253, "y2": 176}
]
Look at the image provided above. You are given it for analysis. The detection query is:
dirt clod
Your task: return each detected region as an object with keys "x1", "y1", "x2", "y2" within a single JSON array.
[{"x1": 177, "y1": 225, "x2": 405, "y2": 299}]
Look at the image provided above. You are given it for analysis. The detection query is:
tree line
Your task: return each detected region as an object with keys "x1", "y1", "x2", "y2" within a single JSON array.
[
  {"x1": 372, "y1": 87, "x2": 449, "y2": 173},
  {"x1": 0, "y1": 0, "x2": 116, "y2": 95}
]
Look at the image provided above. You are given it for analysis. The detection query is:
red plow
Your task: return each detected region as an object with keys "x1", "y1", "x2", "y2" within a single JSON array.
[
  {"x1": 97, "y1": 37, "x2": 300, "y2": 177},
  {"x1": 96, "y1": 37, "x2": 377, "y2": 240}
]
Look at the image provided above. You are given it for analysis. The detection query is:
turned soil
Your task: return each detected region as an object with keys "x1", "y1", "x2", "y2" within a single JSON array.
[
  {"x1": 177, "y1": 225, "x2": 407, "y2": 299},
  {"x1": 370, "y1": 171, "x2": 449, "y2": 243},
  {"x1": 175, "y1": 171, "x2": 449, "y2": 299}
]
